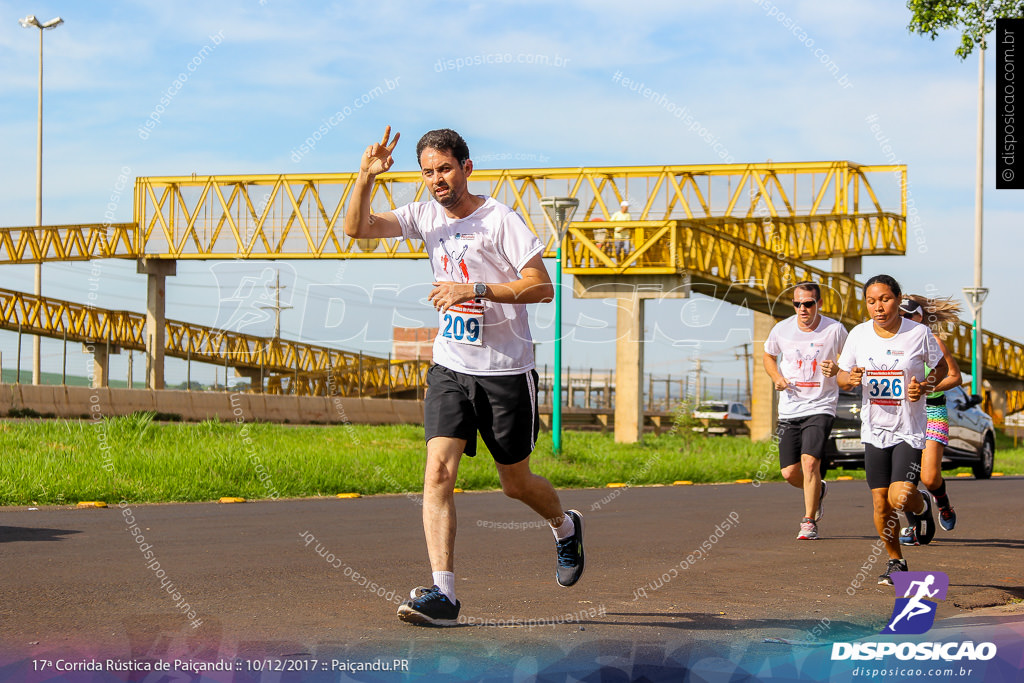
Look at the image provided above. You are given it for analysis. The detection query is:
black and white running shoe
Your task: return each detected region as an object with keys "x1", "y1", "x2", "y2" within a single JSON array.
[{"x1": 397, "y1": 585, "x2": 461, "y2": 626}]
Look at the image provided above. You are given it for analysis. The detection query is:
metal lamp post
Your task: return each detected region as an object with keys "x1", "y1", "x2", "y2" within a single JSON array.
[
  {"x1": 540, "y1": 196, "x2": 579, "y2": 456},
  {"x1": 19, "y1": 14, "x2": 64, "y2": 385},
  {"x1": 963, "y1": 47, "x2": 987, "y2": 397},
  {"x1": 963, "y1": 286, "x2": 988, "y2": 393}
]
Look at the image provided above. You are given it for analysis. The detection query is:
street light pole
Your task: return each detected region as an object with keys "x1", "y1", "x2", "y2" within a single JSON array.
[
  {"x1": 540, "y1": 197, "x2": 579, "y2": 456},
  {"x1": 966, "y1": 47, "x2": 986, "y2": 396},
  {"x1": 19, "y1": 15, "x2": 64, "y2": 385}
]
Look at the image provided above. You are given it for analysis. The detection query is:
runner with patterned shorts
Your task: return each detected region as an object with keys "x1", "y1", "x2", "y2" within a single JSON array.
[{"x1": 897, "y1": 296, "x2": 963, "y2": 544}]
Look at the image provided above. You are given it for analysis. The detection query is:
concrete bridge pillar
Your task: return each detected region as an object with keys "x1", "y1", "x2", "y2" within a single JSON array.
[
  {"x1": 831, "y1": 255, "x2": 862, "y2": 280},
  {"x1": 83, "y1": 342, "x2": 120, "y2": 388},
  {"x1": 614, "y1": 291, "x2": 645, "y2": 443},
  {"x1": 234, "y1": 368, "x2": 264, "y2": 392},
  {"x1": 137, "y1": 259, "x2": 176, "y2": 390},
  {"x1": 574, "y1": 274, "x2": 691, "y2": 444},
  {"x1": 750, "y1": 310, "x2": 779, "y2": 441},
  {"x1": 983, "y1": 379, "x2": 1024, "y2": 424}
]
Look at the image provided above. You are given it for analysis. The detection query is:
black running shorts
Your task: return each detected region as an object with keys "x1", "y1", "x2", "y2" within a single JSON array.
[
  {"x1": 423, "y1": 364, "x2": 540, "y2": 465},
  {"x1": 776, "y1": 414, "x2": 835, "y2": 468},
  {"x1": 864, "y1": 441, "x2": 922, "y2": 490}
]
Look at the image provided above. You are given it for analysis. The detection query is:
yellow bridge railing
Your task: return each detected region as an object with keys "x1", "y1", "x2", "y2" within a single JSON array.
[
  {"x1": 0, "y1": 288, "x2": 423, "y2": 397},
  {"x1": 2, "y1": 161, "x2": 1021, "y2": 388},
  {"x1": 565, "y1": 219, "x2": 1023, "y2": 382}
]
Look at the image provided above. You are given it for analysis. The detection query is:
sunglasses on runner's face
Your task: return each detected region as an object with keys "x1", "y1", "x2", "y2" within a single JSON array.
[{"x1": 793, "y1": 300, "x2": 817, "y2": 309}]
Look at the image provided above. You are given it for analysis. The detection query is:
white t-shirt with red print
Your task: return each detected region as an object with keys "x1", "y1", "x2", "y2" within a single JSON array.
[
  {"x1": 764, "y1": 314, "x2": 848, "y2": 419},
  {"x1": 393, "y1": 196, "x2": 543, "y2": 376},
  {"x1": 838, "y1": 319, "x2": 943, "y2": 449}
]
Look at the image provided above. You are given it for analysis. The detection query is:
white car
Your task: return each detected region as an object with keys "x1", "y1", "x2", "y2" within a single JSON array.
[
  {"x1": 691, "y1": 402, "x2": 752, "y2": 435},
  {"x1": 693, "y1": 401, "x2": 751, "y2": 421}
]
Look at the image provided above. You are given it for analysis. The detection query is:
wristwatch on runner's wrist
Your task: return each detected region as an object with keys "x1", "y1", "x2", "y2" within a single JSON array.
[{"x1": 474, "y1": 282, "x2": 487, "y2": 301}]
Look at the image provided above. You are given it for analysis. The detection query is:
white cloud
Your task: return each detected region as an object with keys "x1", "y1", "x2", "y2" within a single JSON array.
[{"x1": 0, "y1": 0, "x2": 1019, "y2": 385}]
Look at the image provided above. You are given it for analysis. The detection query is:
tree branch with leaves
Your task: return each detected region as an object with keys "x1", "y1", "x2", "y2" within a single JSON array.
[{"x1": 907, "y1": 0, "x2": 1024, "y2": 58}]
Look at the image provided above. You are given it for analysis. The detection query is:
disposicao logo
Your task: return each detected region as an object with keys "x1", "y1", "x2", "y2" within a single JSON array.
[
  {"x1": 883, "y1": 570, "x2": 947, "y2": 635},
  {"x1": 831, "y1": 571, "x2": 997, "y2": 662}
]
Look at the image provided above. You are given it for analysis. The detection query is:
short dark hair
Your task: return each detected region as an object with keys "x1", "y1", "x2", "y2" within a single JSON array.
[
  {"x1": 793, "y1": 281, "x2": 821, "y2": 300},
  {"x1": 863, "y1": 274, "x2": 902, "y2": 299},
  {"x1": 416, "y1": 129, "x2": 470, "y2": 167}
]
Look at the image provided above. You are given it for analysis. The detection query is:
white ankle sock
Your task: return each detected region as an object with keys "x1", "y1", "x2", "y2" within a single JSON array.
[
  {"x1": 433, "y1": 571, "x2": 455, "y2": 603},
  {"x1": 551, "y1": 513, "x2": 575, "y2": 541}
]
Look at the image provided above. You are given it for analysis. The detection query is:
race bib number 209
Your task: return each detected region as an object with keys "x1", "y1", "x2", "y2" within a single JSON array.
[{"x1": 440, "y1": 304, "x2": 483, "y2": 346}]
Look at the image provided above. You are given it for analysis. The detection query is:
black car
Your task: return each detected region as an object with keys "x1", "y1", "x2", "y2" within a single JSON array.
[{"x1": 823, "y1": 385, "x2": 996, "y2": 479}]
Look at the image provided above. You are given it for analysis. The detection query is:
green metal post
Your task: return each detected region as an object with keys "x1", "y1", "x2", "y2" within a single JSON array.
[
  {"x1": 540, "y1": 196, "x2": 578, "y2": 456},
  {"x1": 553, "y1": 241, "x2": 563, "y2": 455},
  {"x1": 972, "y1": 319, "x2": 979, "y2": 393}
]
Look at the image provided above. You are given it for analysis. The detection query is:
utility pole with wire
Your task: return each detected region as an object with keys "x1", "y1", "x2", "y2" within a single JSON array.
[
  {"x1": 735, "y1": 342, "x2": 753, "y2": 406},
  {"x1": 259, "y1": 270, "x2": 292, "y2": 339},
  {"x1": 693, "y1": 358, "x2": 704, "y2": 402}
]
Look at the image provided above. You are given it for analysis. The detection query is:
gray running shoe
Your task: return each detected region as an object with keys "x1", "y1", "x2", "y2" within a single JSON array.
[
  {"x1": 797, "y1": 518, "x2": 819, "y2": 540},
  {"x1": 555, "y1": 510, "x2": 585, "y2": 587}
]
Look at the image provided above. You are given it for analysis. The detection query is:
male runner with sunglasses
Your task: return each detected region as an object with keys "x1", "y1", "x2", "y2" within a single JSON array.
[{"x1": 763, "y1": 281, "x2": 848, "y2": 540}]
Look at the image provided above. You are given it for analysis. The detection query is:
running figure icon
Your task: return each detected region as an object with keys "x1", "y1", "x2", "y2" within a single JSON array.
[
  {"x1": 881, "y1": 570, "x2": 949, "y2": 634},
  {"x1": 887, "y1": 574, "x2": 939, "y2": 631}
]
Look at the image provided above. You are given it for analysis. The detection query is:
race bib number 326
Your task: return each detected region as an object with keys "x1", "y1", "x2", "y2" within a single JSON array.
[{"x1": 865, "y1": 369, "x2": 904, "y2": 406}]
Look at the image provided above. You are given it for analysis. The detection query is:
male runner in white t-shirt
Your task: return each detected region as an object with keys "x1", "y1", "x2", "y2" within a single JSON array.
[
  {"x1": 763, "y1": 281, "x2": 848, "y2": 540},
  {"x1": 343, "y1": 126, "x2": 584, "y2": 626}
]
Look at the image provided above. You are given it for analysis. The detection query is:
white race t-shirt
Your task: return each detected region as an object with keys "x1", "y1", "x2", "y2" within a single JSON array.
[
  {"x1": 837, "y1": 319, "x2": 943, "y2": 449},
  {"x1": 764, "y1": 314, "x2": 848, "y2": 419},
  {"x1": 393, "y1": 196, "x2": 543, "y2": 376}
]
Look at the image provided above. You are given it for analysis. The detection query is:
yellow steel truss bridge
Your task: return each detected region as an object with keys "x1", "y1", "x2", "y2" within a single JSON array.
[
  {"x1": 0, "y1": 288, "x2": 425, "y2": 397},
  {"x1": 1, "y1": 162, "x2": 905, "y2": 263},
  {"x1": 0, "y1": 161, "x2": 1020, "y2": 410}
]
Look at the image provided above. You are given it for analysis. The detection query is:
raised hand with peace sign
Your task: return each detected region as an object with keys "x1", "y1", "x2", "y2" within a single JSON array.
[{"x1": 361, "y1": 125, "x2": 401, "y2": 177}]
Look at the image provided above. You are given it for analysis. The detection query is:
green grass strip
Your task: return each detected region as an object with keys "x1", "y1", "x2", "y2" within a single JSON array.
[{"x1": 1, "y1": 413, "x2": 1020, "y2": 506}]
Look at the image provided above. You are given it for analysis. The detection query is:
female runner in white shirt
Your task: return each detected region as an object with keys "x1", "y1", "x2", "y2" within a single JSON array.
[{"x1": 837, "y1": 274, "x2": 947, "y2": 585}]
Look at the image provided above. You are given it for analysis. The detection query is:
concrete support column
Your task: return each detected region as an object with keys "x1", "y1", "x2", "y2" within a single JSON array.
[
  {"x1": 83, "y1": 342, "x2": 120, "y2": 388},
  {"x1": 984, "y1": 379, "x2": 1024, "y2": 424},
  {"x1": 614, "y1": 291, "x2": 645, "y2": 443},
  {"x1": 137, "y1": 259, "x2": 176, "y2": 390},
  {"x1": 572, "y1": 274, "x2": 689, "y2": 443},
  {"x1": 831, "y1": 255, "x2": 862, "y2": 280},
  {"x1": 235, "y1": 368, "x2": 264, "y2": 393},
  {"x1": 750, "y1": 310, "x2": 778, "y2": 441}
]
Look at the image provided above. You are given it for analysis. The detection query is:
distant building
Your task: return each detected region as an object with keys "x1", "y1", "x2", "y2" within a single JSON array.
[{"x1": 393, "y1": 327, "x2": 437, "y2": 361}]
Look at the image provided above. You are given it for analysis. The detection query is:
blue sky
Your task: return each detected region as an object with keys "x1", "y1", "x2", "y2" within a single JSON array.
[{"x1": 0, "y1": 0, "x2": 1019, "y2": 390}]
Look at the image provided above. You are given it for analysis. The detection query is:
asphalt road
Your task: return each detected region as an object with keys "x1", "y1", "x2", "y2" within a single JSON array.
[{"x1": 1, "y1": 476, "x2": 1022, "y2": 680}]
